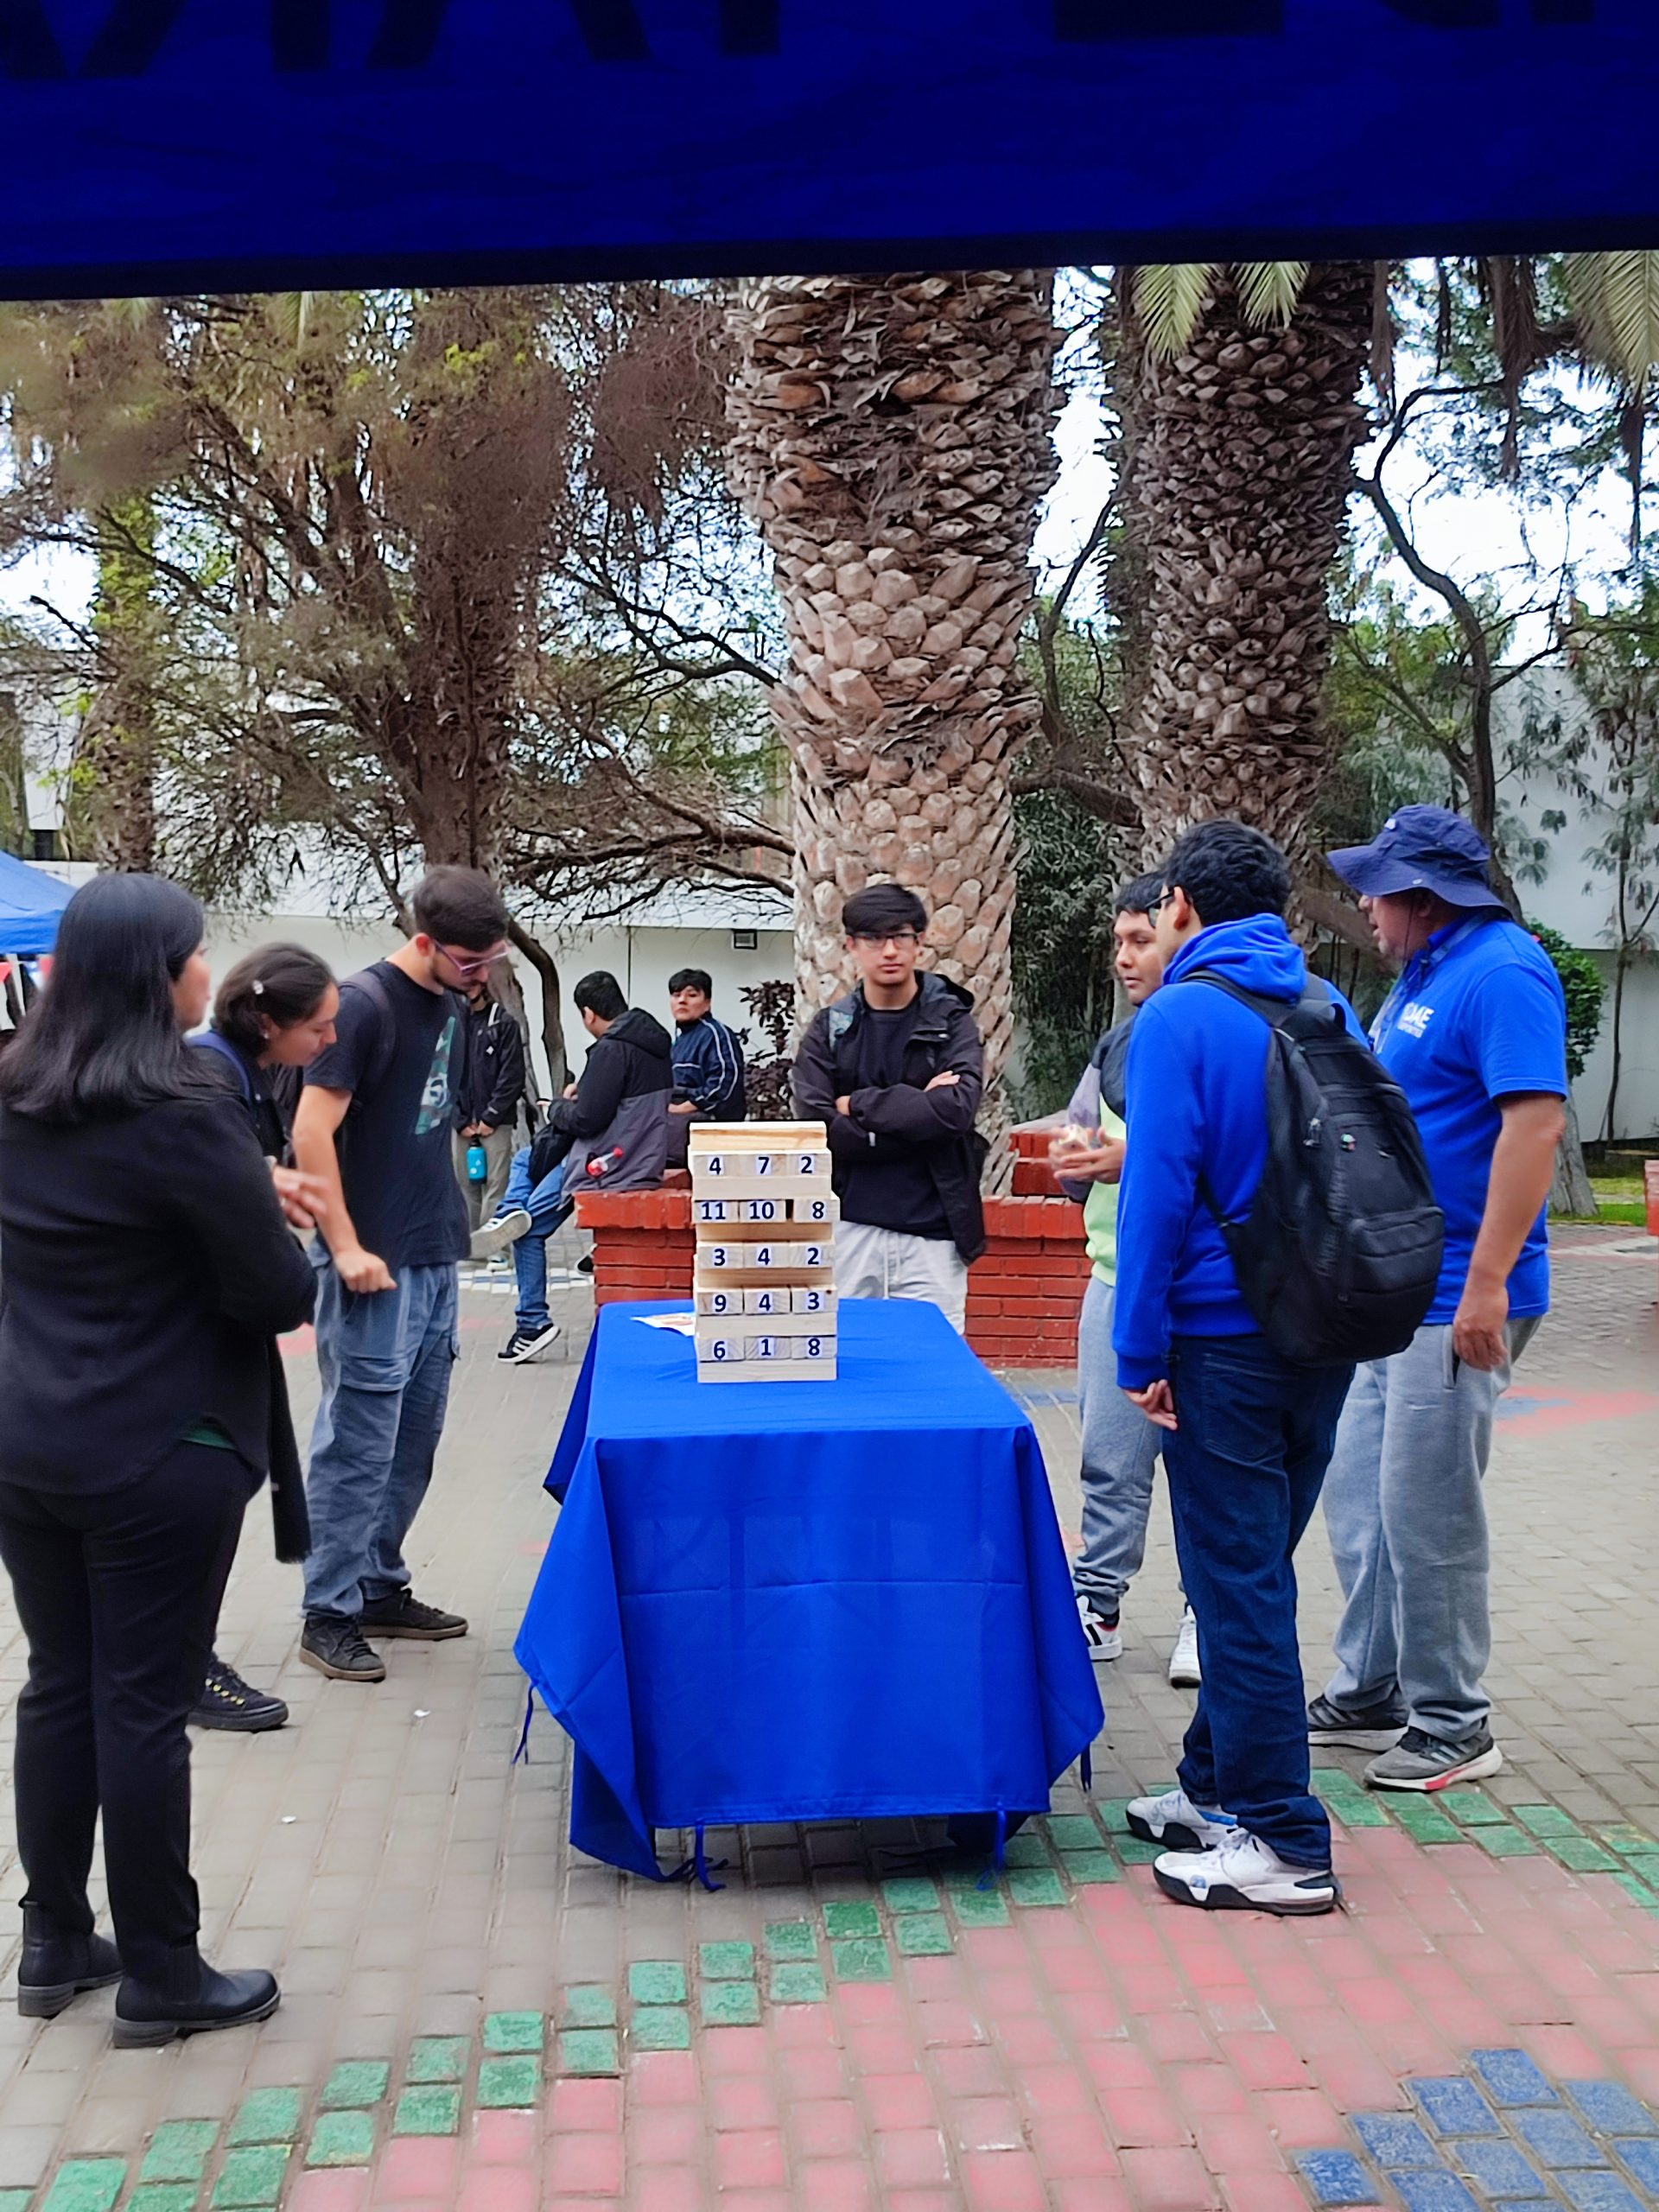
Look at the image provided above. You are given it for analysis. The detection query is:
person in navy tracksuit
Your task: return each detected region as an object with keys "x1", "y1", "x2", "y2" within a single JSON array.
[{"x1": 666, "y1": 968, "x2": 747, "y2": 1163}]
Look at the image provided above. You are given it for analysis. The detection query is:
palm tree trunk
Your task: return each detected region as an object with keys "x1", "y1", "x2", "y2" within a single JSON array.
[
  {"x1": 1115, "y1": 263, "x2": 1374, "y2": 863},
  {"x1": 727, "y1": 271, "x2": 1060, "y2": 1090}
]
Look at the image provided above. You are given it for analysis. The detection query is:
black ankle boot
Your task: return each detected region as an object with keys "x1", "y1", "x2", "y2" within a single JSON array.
[
  {"x1": 18, "y1": 1905, "x2": 122, "y2": 2018},
  {"x1": 112, "y1": 1962, "x2": 280, "y2": 2048}
]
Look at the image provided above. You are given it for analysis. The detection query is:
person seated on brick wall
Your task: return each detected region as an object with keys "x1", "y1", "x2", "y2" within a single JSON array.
[
  {"x1": 1049, "y1": 872, "x2": 1198, "y2": 1689},
  {"x1": 792, "y1": 883, "x2": 986, "y2": 1333},
  {"x1": 474, "y1": 971, "x2": 672, "y2": 1365},
  {"x1": 665, "y1": 966, "x2": 747, "y2": 1167}
]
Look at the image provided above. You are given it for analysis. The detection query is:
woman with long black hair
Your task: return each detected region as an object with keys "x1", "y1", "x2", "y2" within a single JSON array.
[
  {"x1": 188, "y1": 943, "x2": 340, "y2": 1733},
  {"x1": 0, "y1": 875, "x2": 317, "y2": 2044}
]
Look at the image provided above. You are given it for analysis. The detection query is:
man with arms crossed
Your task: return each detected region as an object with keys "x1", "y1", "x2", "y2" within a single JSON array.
[
  {"x1": 294, "y1": 867, "x2": 512, "y2": 1684},
  {"x1": 1309, "y1": 805, "x2": 1568, "y2": 1790}
]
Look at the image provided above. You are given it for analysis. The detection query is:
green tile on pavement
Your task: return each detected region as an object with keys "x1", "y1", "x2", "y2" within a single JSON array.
[
  {"x1": 391, "y1": 2088, "x2": 461, "y2": 2136},
  {"x1": 1045, "y1": 1815, "x2": 1103, "y2": 1852},
  {"x1": 1063, "y1": 1851, "x2": 1121, "y2": 1885},
  {"x1": 1114, "y1": 1835, "x2": 1163, "y2": 1865},
  {"x1": 1619, "y1": 1851, "x2": 1659, "y2": 1888},
  {"x1": 1476, "y1": 1824, "x2": 1541, "y2": 1857},
  {"x1": 770, "y1": 1961, "x2": 828, "y2": 2004},
  {"x1": 1313, "y1": 1771, "x2": 1391, "y2": 1829},
  {"x1": 1007, "y1": 1866, "x2": 1068, "y2": 1908},
  {"x1": 1386, "y1": 1798, "x2": 1463, "y2": 1845},
  {"x1": 1613, "y1": 1871, "x2": 1659, "y2": 1912},
  {"x1": 563, "y1": 1985, "x2": 618, "y2": 2029},
  {"x1": 42, "y1": 2162, "x2": 126, "y2": 2212},
  {"x1": 893, "y1": 1912, "x2": 952, "y2": 1956},
  {"x1": 141, "y1": 2123, "x2": 219, "y2": 2184},
  {"x1": 628, "y1": 1960, "x2": 687, "y2": 2006},
  {"x1": 557, "y1": 2028, "x2": 620, "y2": 2077},
  {"x1": 1597, "y1": 1822, "x2": 1658, "y2": 1854},
  {"x1": 830, "y1": 1936, "x2": 893, "y2": 1982},
  {"x1": 213, "y1": 2148, "x2": 289, "y2": 2209},
  {"x1": 765, "y1": 1920, "x2": 817, "y2": 1961},
  {"x1": 1513, "y1": 1803, "x2": 1580, "y2": 1839},
  {"x1": 130, "y1": 2190, "x2": 198, "y2": 2212},
  {"x1": 405, "y1": 2036, "x2": 468, "y2": 2082},
  {"x1": 702, "y1": 1980, "x2": 762, "y2": 2026},
  {"x1": 699, "y1": 1941, "x2": 756, "y2": 1981},
  {"x1": 0, "y1": 2194, "x2": 35, "y2": 2212},
  {"x1": 1002, "y1": 1832, "x2": 1052, "y2": 1868},
  {"x1": 1549, "y1": 1835, "x2": 1621, "y2": 1872},
  {"x1": 478, "y1": 2056, "x2": 543, "y2": 2107},
  {"x1": 306, "y1": 2113, "x2": 375, "y2": 2167},
  {"x1": 880, "y1": 1877, "x2": 941, "y2": 1913},
  {"x1": 1440, "y1": 1787, "x2": 1509, "y2": 1825},
  {"x1": 1096, "y1": 1798, "x2": 1134, "y2": 1833},
  {"x1": 950, "y1": 1883, "x2": 1010, "y2": 1928},
  {"x1": 823, "y1": 1901, "x2": 880, "y2": 1940},
  {"x1": 321, "y1": 2062, "x2": 390, "y2": 2110},
  {"x1": 227, "y1": 2091, "x2": 302, "y2": 2148},
  {"x1": 630, "y1": 2006, "x2": 692, "y2": 2051},
  {"x1": 483, "y1": 2010, "x2": 545, "y2": 2053}
]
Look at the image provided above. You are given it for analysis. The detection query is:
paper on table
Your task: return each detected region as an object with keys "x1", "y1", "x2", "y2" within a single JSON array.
[{"x1": 635, "y1": 1311, "x2": 696, "y2": 1336}]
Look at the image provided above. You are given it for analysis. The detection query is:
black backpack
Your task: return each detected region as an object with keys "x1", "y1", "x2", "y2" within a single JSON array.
[{"x1": 1188, "y1": 973, "x2": 1445, "y2": 1369}]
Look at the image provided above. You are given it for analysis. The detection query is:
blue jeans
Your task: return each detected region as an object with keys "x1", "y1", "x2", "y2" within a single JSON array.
[
  {"x1": 500, "y1": 1147, "x2": 574, "y2": 1335},
  {"x1": 302, "y1": 1256, "x2": 459, "y2": 1620},
  {"x1": 1074, "y1": 1277, "x2": 1162, "y2": 1612},
  {"x1": 1162, "y1": 1332, "x2": 1353, "y2": 1867}
]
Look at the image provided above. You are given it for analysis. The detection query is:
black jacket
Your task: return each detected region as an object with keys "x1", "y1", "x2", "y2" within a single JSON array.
[
  {"x1": 454, "y1": 999, "x2": 528, "y2": 1132},
  {"x1": 0, "y1": 1092, "x2": 316, "y2": 1496},
  {"x1": 792, "y1": 973, "x2": 988, "y2": 1262},
  {"x1": 531, "y1": 1007, "x2": 672, "y2": 1192}
]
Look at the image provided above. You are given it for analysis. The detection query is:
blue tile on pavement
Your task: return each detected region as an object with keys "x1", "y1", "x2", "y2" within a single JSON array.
[
  {"x1": 1612, "y1": 2140, "x2": 1659, "y2": 2191},
  {"x1": 1513, "y1": 2111, "x2": 1609, "y2": 2169},
  {"x1": 1389, "y1": 2174, "x2": 1480, "y2": 2212},
  {"x1": 1472, "y1": 2051, "x2": 1560, "y2": 2107},
  {"x1": 1567, "y1": 2082, "x2": 1659, "y2": 2137},
  {"x1": 1294, "y1": 2149, "x2": 1382, "y2": 2206},
  {"x1": 1412, "y1": 2078, "x2": 1503, "y2": 2138},
  {"x1": 1559, "y1": 2175, "x2": 1647, "y2": 2212},
  {"x1": 1352, "y1": 2115, "x2": 1440, "y2": 2168},
  {"x1": 1444, "y1": 2139, "x2": 1544, "y2": 2197}
]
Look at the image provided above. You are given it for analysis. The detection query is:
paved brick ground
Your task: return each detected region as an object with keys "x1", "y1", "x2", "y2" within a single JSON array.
[{"x1": 0, "y1": 1230, "x2": 1653, "y2": 2212}]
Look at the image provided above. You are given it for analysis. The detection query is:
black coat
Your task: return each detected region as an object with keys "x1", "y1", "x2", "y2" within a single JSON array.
[
  {"x1": 454, "y1": 1000, "x2": 528, "y2": 1132},
  {"x1": 0, "y1": 1092, "x2": 316, "y2": 1497},
  {"x1": 530, "y1": 1007, "x2": 672, "y2": 1192},
  {"x1": 792, "y1": 973, "x2": 988, "y2": 1262}
]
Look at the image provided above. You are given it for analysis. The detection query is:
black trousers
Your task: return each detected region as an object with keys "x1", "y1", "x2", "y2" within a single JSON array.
[{"x1": 0, "y1": 1442, "x2": 252, "y2": 1990}]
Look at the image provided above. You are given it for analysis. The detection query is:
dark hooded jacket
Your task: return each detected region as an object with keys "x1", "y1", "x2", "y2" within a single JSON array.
[
  {"x1": 537, "y1": 1006, "x2": 672, "y2": 1192},
  {"x1": 792, "y1": 971, "x2": 988, "y2": 1262}
]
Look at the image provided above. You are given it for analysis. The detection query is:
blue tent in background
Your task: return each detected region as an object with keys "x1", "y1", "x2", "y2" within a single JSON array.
[{"x1": 0, "y1": 854, "x2": 75, "y2": 961}]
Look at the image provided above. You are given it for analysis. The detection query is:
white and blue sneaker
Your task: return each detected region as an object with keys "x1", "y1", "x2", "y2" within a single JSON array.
[
  {"x1": 1076, "y1": 1594, "x2": 1122, "y2": 1662},
  {"x1": 1154, "y1": 1828, "x2": 1339, "y2": 1916},
  {"x1": 1126, "y1": 1787, "x2": 1236, "y2": 1852}
]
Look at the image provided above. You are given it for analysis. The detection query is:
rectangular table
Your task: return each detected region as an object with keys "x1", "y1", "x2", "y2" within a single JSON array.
[{"x1": 514, "y1": 1299, "x2": 1103, "y2": 1878}]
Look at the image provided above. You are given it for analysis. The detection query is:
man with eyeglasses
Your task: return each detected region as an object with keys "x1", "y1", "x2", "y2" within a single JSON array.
[
  {"x1": 793, "y1": 883, "x2": 986, "y2": 1332},
  {"x1": 292, "y1": 866, "x2": 512, "y2": 1685}
]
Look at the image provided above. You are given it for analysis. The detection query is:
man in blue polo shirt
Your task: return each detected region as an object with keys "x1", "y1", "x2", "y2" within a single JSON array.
[{"x1": 1309, "y1": 806, "x2": 1568, "y2": 1791}]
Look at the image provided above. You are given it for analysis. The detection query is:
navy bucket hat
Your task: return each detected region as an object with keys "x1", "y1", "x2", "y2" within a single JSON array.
[{"x1": 1327, "y1": 804, "x2": 1509, "y2": 912}]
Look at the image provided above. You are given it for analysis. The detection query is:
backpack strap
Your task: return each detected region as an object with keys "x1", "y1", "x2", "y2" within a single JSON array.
[
  {"x1": 1181, "y1": 969, "x2": 1332, "y2": 1230},
  {"x1": 191, "y1": 1027, "x2": 254, "y2": 1106}
]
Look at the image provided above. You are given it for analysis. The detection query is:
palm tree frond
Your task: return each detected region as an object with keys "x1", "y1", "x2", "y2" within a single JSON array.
[
  {"x1": 265, "y1": 290, "x2": 318, "y2": 350},
  {"x1": 1567, "y1": 250, "x2": 1659, "y2": 388},
  {"x1": 1133, "y1": 264, "x2": 1218, "y2": 359},
  {"x1": 1234, "y1": 261, "x2": 1310, "y2": 331}
]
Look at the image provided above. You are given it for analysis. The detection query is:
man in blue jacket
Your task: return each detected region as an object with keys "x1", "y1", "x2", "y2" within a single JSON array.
[
  {"x1": 666, "y1": 968, "x2": 747, "y2": 1165},
  {"x1": 1116, "y1": 821, "x2": 1363, "y2": 1916}
]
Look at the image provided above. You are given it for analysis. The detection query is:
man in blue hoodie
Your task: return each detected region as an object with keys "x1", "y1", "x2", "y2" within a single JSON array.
[{"x1": 1116, "y1": 821, "x2": 1363, "y2": 1916}]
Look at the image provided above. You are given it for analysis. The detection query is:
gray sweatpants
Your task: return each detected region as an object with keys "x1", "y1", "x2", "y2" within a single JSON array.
[
  {"x1": 1074, "y1": 1276, "x2": 1161, "y2": 1613},
  {"x1": 836, "y1": 1222, "x2": 969, "y2": 1334},
  {"x1": 1320, "y1": 1317, "x2": 1539, "y2": 1744}
]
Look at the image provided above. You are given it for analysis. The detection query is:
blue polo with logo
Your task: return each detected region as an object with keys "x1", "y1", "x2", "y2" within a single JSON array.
[{"x1": 1372, "y1": 915, "x2": 1568, "y2": 1325}]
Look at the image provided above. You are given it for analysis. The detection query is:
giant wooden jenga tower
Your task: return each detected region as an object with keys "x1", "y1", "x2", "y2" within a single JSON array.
[{"x1": 689, "y1": 1123, "x2": 838, "y2": 1382}]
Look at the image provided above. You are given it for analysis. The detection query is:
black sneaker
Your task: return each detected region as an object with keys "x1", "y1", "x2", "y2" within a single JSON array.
[
  {"x1": 1306, "y1": 1693, "x2": 1408, "y2": 1754},
  {"x1": 575, "y1": 1253, "x2": 594, "y2": 1276},
  {"x1": 299, "y1": 1616, "x2": 386, "y2": 1682},
  {"x1": 190, "y1": 1656, "x2": 289, "y2": 1733},
  {"x1": 359, "y1": 1588, "x2": 468, "y2": 1641},
  {"x1": 499, "y1": 1323, "x2": 560, "y2": 1363}
]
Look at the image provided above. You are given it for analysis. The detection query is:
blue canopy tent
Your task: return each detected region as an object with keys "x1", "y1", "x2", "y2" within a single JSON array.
[
  {"x1": 0, "y1": 854, "x2": 75, "y2": 963},
  {"x1": 0, "y1": 5, "x2": 1655, "y2": 297}
]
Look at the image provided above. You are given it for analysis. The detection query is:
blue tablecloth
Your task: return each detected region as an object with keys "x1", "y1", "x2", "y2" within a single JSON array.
[{"x1": 514, "y1": 1299, "x2": 1103, "y2": 1878}]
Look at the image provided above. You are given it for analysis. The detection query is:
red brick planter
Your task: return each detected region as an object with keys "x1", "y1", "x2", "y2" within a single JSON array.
[{"x1": 576, "y1": 1171, "x2": 1090, "y2": 1368}]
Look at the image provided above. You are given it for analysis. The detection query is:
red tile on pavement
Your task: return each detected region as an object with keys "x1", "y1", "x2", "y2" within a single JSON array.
[
  {"x1": 709, "y1": 2075, "x2": 782, "y2": 2132},
  {"x1": 459, "y1": 2171, "x2": 536, "y2": 2212},
  {"x1": 845, "y1": 2024, "x2": 916, "y2": 2075},
  {"x1": 990, "y1": 2014, "x2": 1069, "y2": 2067},
  {"x1": 931, "y1": 2045, "x2": 1007, "y2": 2099},
  {"x1": 1143, "y1": 2010, "x2": 1216, "y2": 2064},
  {"x1": 1100, "y1": 2088, "x2": 1192, "y2": 2148},
  {"x1": 1051, "y1": 2182, "x2": 1134, "y2": 2212},
  {"x1": 1079, "y1": 2042, "x2": 1159, "y2": 2093},
  {"x1": 862, "y1": 2075, "x2": 936, "y2": 2132},
  {"x1": 712, "y1": 2129, "x2": 786, "y2": 2190},
  {"x1": 1056, "y1": 1992, "x2": 1127, "y2": 2043},
  {"x1": 1119, "y1": 2147, "x2": 1221, "y2": 2210},
  {"x1": 626, "y1": 2168, "x2": 704, "y2": 2212},
  {"x1": 629, "y1": 2054, "x2": 699, "y2": 2107},
  {"x1": 1170, "y1": 2065, "x2": 1248, "y2": 2116},
  {"x1": 836, "y1": 1982, "x2": 903, "y2": 2024},
  {"x1": 771, "y1": 2000, "x2": 840, "y2": 2047},
  {"x1": 374, "y1": 2138, "x2": 459, "y2": 2203},
  {"x1": 916, "y1": 1999, "x2": 988, "y2": 2048},
  {"x1": 702, "y1": 2025, "x2": 772, "y2": 2075},
  {"x1": 959, "y1": 2148, "x2": 1048, "y2": 2212},
  {"x1": 468, "y1": 2111, "x2": 538, "y2": 2165},
  {"x1": 947, "y1": 2097, "x2": 1024, "y2": 2153},
  {"x1": 1214, "y1": 2032, "x2": 1307, "y2": 2091},
  {"x1": 976, "y1": 1970, "x2": 1045, "y2": 2018},
  {"x1": 1013, "y1": 2063, "x2": 1093, "y2": 2119},
  {"x1": 796, "y1": 2157, "x2": 877, "y2": 2212},
  {"x1": 547, "y1": 2133, "x2": 625, "y2": 2197},
  {"x1": 778, "y1": 2048, "x2": 849, "y2": 2101},
  {"x1": 1255, "y1": 2088, "x2": 1345, "y2": 2148},
  {"x1": 789, "y1": 2100, "x2": 863, "y2": 2160},
  {"x1": 628, "y1": 2109, "x2": 702, "y2": 2165},
  {"x1": 1191, "y1": 2113, "x2": 1288, "y2": 2173},
  {"x1": 1027, "y1": 2115, "x2": 1119, "y2": 2179},
  {"x1": 553, "y1": 2078, "x2": 626, "y2": 2130},
  {"x1": 290, "y1": 2176, "x2": 371, "y2": 2212},
  {"x1": 872, "y1": 2127, "x2": 952, "y2": 2190},
  {"x1": 1218, "y1": 2171, "x2": 1314, "y2": 2212}
]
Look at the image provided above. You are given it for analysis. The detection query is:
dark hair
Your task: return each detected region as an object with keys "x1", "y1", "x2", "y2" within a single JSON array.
[
  {"x1": 215, "y1": 943, "x2": 336, "y2": 1055},
  {"x1": 410, "y1": 866, "x2": 509, "y2": 952},
  {"x1": 574, "y1": 970, "x2": 627, "y2": 1021},
  {"x1": 842, "y1": 883, "x2": 928, "y2": 938},
  {"x1": 1114, "y1": 871, "x2": 1166, "y2": 920},
  {"x1": 1160, "y1": 821, "x2": 1291, "y2": 929},
  {"x1": 668, "y1": 968, "x2": 713, "y2": 998},
  {"x1": 0, "y1": 873, "x2": 208, "y2": 1123}
]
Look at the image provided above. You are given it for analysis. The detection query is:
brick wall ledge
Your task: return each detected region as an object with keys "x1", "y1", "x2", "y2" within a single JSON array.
[{"x1": 575, "y1": 1185, "x2": 1090, "y2": 1368}]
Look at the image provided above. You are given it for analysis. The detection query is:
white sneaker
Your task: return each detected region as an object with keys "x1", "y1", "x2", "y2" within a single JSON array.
[
  {"x1": 471, "y1": 1209, "x2": 531, "y2": 1262},
  {"x1": 1168, "y1": 1606, "x2": 1201, "y2": 1688},
  {"x1": 1126, "y1": 1787, "x2": 1235, "y2": 1851},
  {"x1": 1154, "y1": 1829, "x2": 1339, "y2": 1916},
  {"x1": 1076, "y1": 1593, "x2": 1122, "y2": 1662}
]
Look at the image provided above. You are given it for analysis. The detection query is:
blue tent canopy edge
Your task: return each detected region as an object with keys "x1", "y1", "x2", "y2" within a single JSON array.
[{"x1": 0, "y1": 854, "x2": 75, "y2": 961}]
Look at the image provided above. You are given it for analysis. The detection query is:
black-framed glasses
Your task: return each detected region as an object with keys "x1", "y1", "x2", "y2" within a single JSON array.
[
  {"x1": 1148, "y1": 888, "x2": 1175, "y2": 915},
  {"x1": 850, "y1": 930, "x2": 921, "y2": 950}
]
